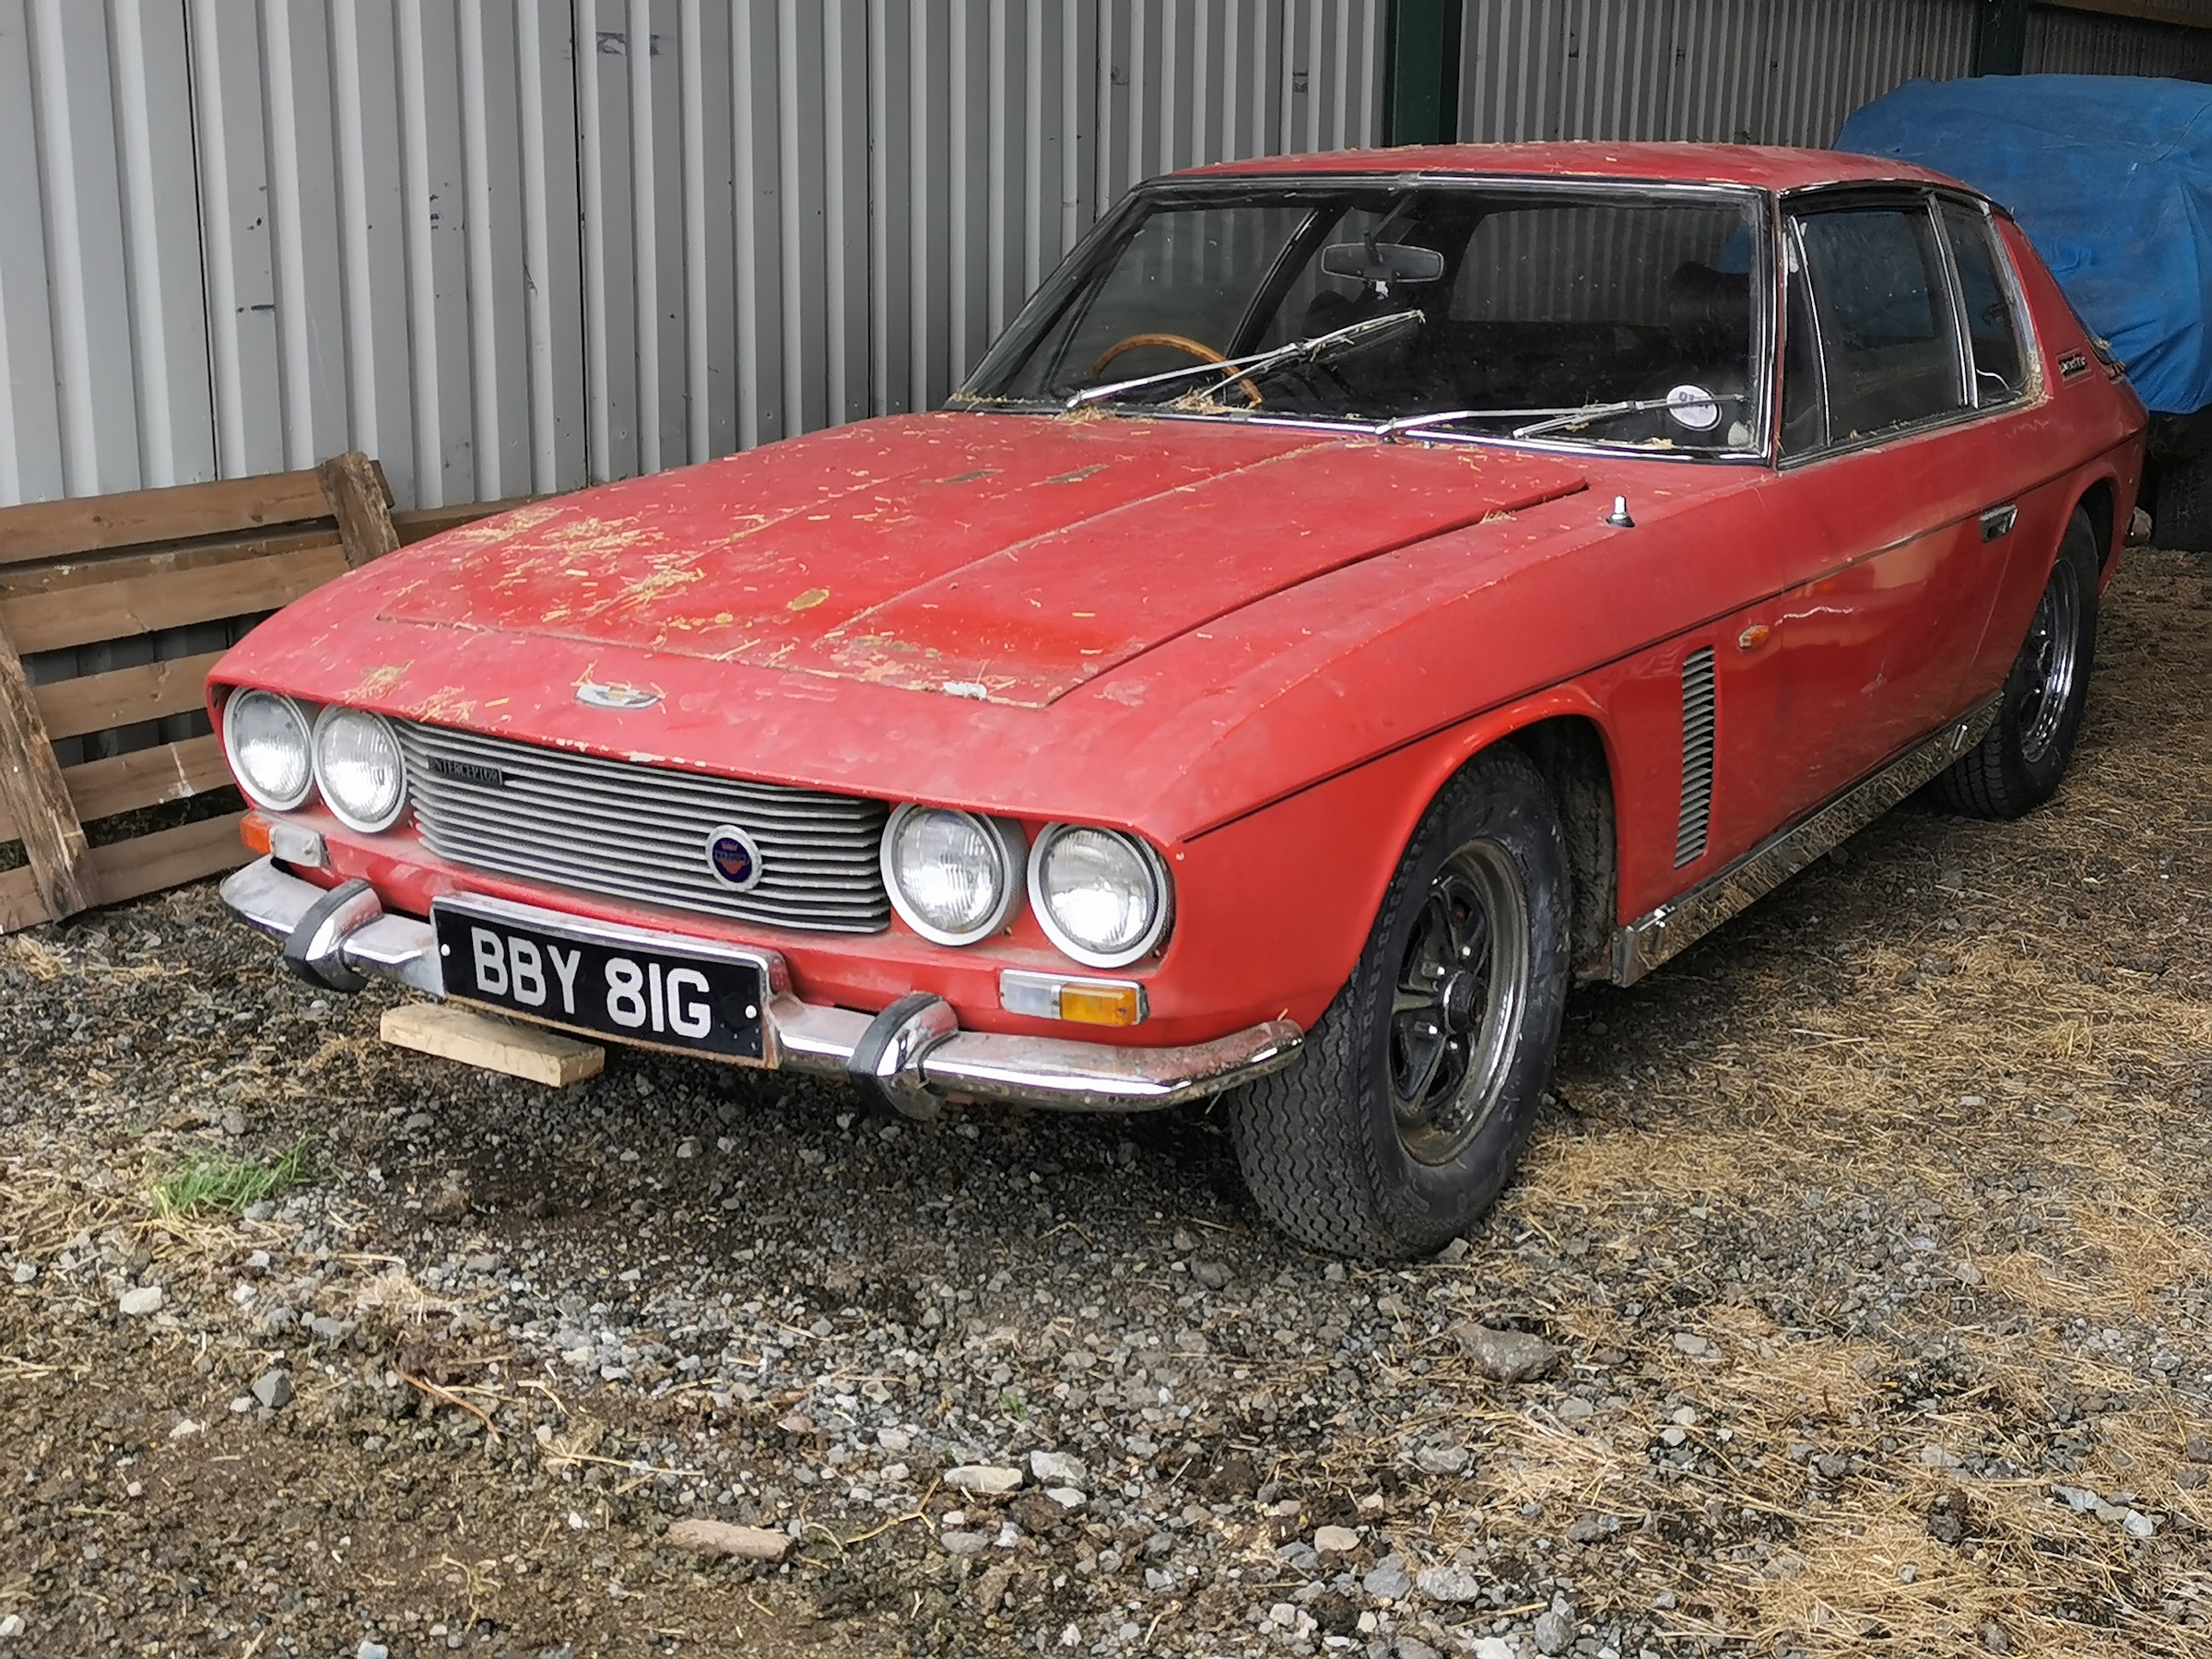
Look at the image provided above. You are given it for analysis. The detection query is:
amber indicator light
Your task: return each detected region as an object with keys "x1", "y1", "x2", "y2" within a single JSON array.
[{"x1": 1057, "y1": 984, "x2": 1144, "y2": 1027}]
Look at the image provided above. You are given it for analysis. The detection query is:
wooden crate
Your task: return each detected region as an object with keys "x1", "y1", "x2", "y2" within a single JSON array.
[{"x1": 0, "y1": 457, "x2": 521, "y2": 934}]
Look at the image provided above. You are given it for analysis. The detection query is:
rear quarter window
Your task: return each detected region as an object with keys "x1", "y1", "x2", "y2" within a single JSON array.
[{"x1": 1940, "y1": 201, "x2": 2028, "y2": 404}]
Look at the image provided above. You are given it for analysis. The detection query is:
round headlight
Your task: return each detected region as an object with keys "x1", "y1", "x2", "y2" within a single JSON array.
[
  {"x1": 312, "y1": 706, "x2": 408, "y2": 832},
  {"x1": 221, "y1": 689, "x2": 314, "y2": 811},
  {"x1": 882, "y1": 806, "x2": 1025, "y2": 946},
  {"x1": 1029, "y1": 824, "x2": 1171, "y2": 968}
]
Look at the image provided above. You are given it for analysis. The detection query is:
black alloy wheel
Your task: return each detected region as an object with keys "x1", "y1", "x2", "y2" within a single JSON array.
[{"x1": 1229, "y1": 745, "x2": 1571, "y2": 1259}]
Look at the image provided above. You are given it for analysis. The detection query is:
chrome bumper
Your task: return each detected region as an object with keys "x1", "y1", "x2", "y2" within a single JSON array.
[{"x1": 218, "y1": 857, "x2": 1301, "y2": 1114}]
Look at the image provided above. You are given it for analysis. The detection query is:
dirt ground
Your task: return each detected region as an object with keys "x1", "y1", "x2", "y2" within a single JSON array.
[{"x1": 0, "y1": 551, "x2": 2206, "y2": 1659}]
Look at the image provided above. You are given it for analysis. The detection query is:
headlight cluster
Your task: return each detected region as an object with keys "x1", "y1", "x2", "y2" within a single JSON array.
[
  {"x1": 219, "y1": 689, "x2": 409, "y2": 832},
  {"x1": 1030, "y1": 823, "x2": 1172, "y2": 968},
  {"x1": 880, "y1": 807, "x2": 1171, "y2": 967},
  {"x1": 221, "y1": 689, "x2": 315, "y2": 811},
  {"x1": 313, "y1": 706, "x2": 407, "y2": 830},
  {"x1": 882, "y1": 806, "x2": 1026, "y2": 946}
]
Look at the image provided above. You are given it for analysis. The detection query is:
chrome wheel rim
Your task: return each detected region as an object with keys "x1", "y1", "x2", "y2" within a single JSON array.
[
  {"x1": 2018, "y1": 559, "x2": 2082, "y2": 765},
  {"x1": 1387, "y1": 838, "x2": 1531, "y2": 1166}
]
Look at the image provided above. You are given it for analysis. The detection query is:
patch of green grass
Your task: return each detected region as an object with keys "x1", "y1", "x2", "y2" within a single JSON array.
[{"x1": 149, "y1": 1137, "x2": 312, "y2": 1219}]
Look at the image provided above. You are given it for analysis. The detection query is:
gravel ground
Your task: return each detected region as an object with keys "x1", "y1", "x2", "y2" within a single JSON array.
[{"x1": 1, "y1": 551, "x2": 2207, "y2": 1659}]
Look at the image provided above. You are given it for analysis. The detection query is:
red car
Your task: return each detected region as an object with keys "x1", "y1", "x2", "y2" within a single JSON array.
[{"x1": 211, "y1": 144, "x2": 2145, "y2": 1258}]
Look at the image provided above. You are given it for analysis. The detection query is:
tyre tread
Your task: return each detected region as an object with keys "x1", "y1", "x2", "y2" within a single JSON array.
[
  {"x1": 1230, "y1": 747, "x2": 1567, "y2": 1259},
  {"x1": 1935, "y1": 507, "x2": 2100, "y2": 821}
]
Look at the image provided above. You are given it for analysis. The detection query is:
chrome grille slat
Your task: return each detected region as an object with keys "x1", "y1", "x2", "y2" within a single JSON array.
[
  {"x1": 418, "y1": 820, "x2": 881, "y2": 895},
  {"x1": 416, "y1": 842, "x2": 889, "y2": 932},
  {"x1": 409, "y1": 727, "x2": 868, "y2": 822},
  {"x1": 420, "y1": 793, "x2": 880, "y2": 865},
  {"x1": 396, "y1": 722, "x2": 891, "y2": 931}
]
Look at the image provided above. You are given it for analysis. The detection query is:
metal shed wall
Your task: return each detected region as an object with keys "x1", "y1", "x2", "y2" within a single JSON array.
[
  {"x1": 1454, "y1": 1, "x2": 2212, "y2": 145},
  {"x1": 1457, "y1": 0, "x2": 1982, "y2": 145},
  {"x1": 2025, "y1": 4, "x2": 2212, "y2": 76},
  {"x1": 0, "y1": 0, "x2": 1387, "y2": 512},
  {"x1": 6, "y1": 1, "x2": 2209, "y2": 517}
]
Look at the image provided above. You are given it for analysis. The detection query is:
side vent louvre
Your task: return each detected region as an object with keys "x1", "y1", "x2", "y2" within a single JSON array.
[{"x1": 1675, "y1": 646, "x2": 1717, "y2": 867}]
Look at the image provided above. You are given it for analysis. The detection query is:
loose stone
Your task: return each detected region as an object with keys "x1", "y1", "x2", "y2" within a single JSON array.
[{"x1": 665, "y1": 1519, "x2": 791, "y2": 1562}]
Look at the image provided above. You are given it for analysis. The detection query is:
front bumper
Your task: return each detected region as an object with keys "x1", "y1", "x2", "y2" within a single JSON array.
[{"x1": 218, "y1": 857, "x2": 1302, "y2": 1114}]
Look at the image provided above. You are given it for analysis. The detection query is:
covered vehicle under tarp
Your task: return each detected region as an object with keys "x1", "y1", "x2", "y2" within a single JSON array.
[
  {"x1": 1840, "y1": 74, "x2": 2212, "y2": 416},
  {"x1": 1840, "y1": 75, "x2": 2203, "y2": 542}
]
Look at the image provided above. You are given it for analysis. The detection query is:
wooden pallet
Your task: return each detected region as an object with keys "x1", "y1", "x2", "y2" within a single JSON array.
[{"x1": 0, "y1": 457, "x2": 523, "y2": 934}]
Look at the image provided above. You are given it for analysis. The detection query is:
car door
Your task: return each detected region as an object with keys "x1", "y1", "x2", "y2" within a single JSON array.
[{"x1": 1759, "y1": 188, "x2": 2039, "y2": 813}]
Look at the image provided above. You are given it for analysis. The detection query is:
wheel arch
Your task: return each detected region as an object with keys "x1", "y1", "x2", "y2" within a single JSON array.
[
  {"x1": 2074, "y1": 475, "x2": 2118, "y2": 579},
  {"x1": 1396, "y1": 692, "x2": 1625, "y2": 987},
  {"x1": 1502, "y1": 714, "x2": 1621, "y2": 982}
]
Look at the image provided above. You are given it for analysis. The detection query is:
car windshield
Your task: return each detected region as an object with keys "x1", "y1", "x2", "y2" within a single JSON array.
[{"x1": 958, "y1": 182, "x2": 1765, "y2": 453}]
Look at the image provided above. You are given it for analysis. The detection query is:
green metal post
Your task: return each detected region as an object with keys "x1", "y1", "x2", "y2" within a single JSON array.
[
  {"x1": 1975, "y1": 0, "x2": 2029, "y2": 75},
  {"x1": 1386, "y1": 0, "x2": 1463, "y2": 146}
]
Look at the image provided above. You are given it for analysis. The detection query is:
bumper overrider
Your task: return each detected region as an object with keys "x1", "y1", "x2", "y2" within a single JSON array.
[{"x1": 219, "y1": 857, "x2": 1303, "y2": 1115}]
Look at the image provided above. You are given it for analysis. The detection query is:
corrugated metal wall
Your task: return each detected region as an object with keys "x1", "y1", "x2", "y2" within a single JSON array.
[
  {"x1": 0, "y1": 0, "x2": 1386, "y2": 512},
  {"x1": 1458, "y1": 0, "x2": 1983, "y2": 145},
  {"x1": 5, "y1": 1, "x2": 2211, "y2": 516},
  {"x1": 2026, "y1": 4, "x2": 2212, "y2": 76},
  {"x1": 1455, "y1": 1, "x2": 2212, "y2": 145}
]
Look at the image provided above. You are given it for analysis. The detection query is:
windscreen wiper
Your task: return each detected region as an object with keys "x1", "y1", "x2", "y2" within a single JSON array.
[
  {"x1": 1065, "y1": 310, "x2": 1427, "y2": 411},
  {"x1": 1377, "y1": 392, "x2": 1747, "y2": 443}
]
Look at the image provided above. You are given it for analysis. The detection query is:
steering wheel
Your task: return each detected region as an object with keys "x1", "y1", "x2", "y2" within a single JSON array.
[{"x1": 1088, "y1": 333, "x2": 1264, "y2": 406}]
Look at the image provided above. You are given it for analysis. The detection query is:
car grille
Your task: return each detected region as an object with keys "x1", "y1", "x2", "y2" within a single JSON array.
[{"x1": 394, "y1": 722, "x2": 891, "y2": 933}]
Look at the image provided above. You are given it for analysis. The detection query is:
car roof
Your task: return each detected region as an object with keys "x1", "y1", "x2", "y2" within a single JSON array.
[{"x1": 1173, "y1": 140, "x2": 1966, "y2": 194}]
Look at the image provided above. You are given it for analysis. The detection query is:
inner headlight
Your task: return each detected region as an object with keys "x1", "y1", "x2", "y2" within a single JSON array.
[
  {"x1": 312, "y1": 707, "x2": 408, "y2": 832},
  {"x1": 882, "y1": 806, "x2": 1024, "y2": 945},
  {"x1": 1029, "y1": 824, "x2": 1171, "y2": 969},
  {"x1": 221, "y1": 689, "x2": 314, "y2": 811}
]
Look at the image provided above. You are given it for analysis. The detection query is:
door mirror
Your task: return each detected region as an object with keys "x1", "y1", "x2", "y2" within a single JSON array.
[{"x1": 1320, "y1": 241, "x2": 1445, "y2": 286}]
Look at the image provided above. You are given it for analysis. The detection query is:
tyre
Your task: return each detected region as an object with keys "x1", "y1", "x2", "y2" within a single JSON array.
[
  {"x1": 2150, "y1": 449, "x2": 2212, "y2": 553},
  {"x1": 1935, "y1": 505, "x2": 2100, "y2": 819},
  {"x1": 1228, "y1": 746, "x2": 1571, "y2": 1258}
]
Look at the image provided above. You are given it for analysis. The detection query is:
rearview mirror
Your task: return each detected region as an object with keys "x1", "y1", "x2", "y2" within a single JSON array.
[{"x1": 1321, "y1": 241, "x2": 1446, "y2": 286}]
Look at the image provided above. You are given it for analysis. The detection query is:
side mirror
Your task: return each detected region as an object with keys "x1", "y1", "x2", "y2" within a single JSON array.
[{"x1": 1321, "y1": 241, "x2": 1445, "y2": 286}]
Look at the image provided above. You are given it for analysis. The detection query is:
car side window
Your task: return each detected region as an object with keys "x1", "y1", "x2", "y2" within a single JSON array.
[
  {"x1": 1780, "y1": 233, "x2": 1825, "y2": 456},
  {"x1": 1939, "y1": 201, "x2": 2027, "y2": 404},
  {"x1": 1792, "y1": 203, "x2": 1967, "y2": 444}
]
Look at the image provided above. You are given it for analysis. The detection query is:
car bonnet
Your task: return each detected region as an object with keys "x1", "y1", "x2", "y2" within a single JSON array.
[{"x1": 371, "y1": 412, "x2": 1587, "y2": 708}]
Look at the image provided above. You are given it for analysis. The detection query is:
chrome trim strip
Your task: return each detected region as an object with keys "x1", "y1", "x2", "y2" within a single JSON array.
[
  {"x1": 341, "y1": 914, "x2": 443, "y2": 996},
  {"x1": 1612, "y1": 696, "x2": 2000, "y2": 984},
  {"x1": 222, "y1": 859, "x2": 443, "y2": 997},
  {"x1": 920, "y1": 1019, "x2": 1305, "y2": 1113},
  {"x1": 218, "y1": 859, "x2": 1299, "y2": 1112},
  {"x1": 846, "y1": 993, "x2": 960, "y2": 1120}
]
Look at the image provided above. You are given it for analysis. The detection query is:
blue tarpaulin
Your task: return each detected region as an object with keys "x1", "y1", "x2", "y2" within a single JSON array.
[{"x1": 1838, "y1": 75, "x2": 2212, "y2": 417}]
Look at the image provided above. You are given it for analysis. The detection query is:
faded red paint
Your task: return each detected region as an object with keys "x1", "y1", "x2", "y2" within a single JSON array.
[
  {"x1": 209, "y1": 147, "x2": 2147, "y2": 1055},
  {"x1": 1177, "y1": 139, "x2": 1964, "y2": 193},
  {"x1": 374, "y1": 418, "x2": 1588, "y2": 707}
]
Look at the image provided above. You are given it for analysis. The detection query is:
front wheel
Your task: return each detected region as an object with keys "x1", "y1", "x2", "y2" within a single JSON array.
[
  {"x1": 1935, "y1": 505, "x2": 2100, "y2": 819},
  {"x1": 1228, "y1": 746, "x2": 1571, "y2": 1258}
]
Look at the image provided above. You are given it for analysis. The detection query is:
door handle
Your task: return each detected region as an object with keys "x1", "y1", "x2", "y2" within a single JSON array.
[{"x1": 1980, "y1": 503, "x2": 2018, "y2": 542}]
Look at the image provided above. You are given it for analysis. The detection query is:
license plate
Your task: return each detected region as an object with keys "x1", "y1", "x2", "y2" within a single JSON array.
[{"x1": 430, "y1": 897, "x2": 771, "y2": 1064}]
